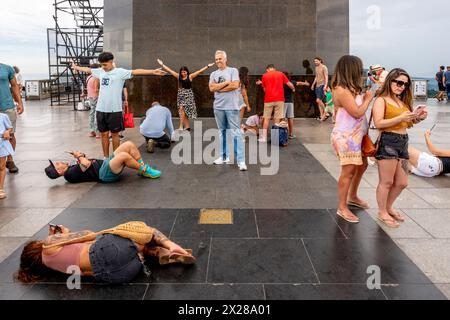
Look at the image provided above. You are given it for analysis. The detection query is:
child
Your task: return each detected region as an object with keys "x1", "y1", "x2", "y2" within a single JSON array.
[
  {"x1": 0, "y1": 113, "x2": 15, "y2": 199},
  {"x1": 324, "y1": 86, "x2": 335, "y2": 123},
  {"x1": 242, "y1": 113, "x2": 264, "y2": 137}
]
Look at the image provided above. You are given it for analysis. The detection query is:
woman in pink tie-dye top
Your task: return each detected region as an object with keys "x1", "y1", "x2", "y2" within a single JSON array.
[{"x1": 330, "y1": 55, "x2": 375, "y2": 224}]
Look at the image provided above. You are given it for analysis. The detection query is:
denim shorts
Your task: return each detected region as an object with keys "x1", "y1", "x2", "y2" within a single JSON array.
[
  {"x1": 89, "y1": 234, "x2": 143, "y2": 284},
  {"x1": 315, "y1": 85, "x2": 325, "y2": 101},
  {"x1": 99, "y1": 155, "x2": 122, "y2": 183},
  {"x1": 375, "y1": 132, "x2": 409, "y2": 160}
]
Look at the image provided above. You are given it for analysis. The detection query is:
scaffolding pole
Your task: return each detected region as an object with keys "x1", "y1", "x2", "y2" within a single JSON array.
[{"x1": 47, "y1": 0, "x2": 104, "y2": 109}]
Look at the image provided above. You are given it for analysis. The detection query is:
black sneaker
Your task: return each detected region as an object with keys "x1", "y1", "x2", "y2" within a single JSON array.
[{"x1": 6, "y1": 161, "x2": 19, "y2": 174}]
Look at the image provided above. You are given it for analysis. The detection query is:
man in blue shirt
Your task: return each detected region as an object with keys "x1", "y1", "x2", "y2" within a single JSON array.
[
  {"x1": 0, "y1": 63, "x2": 24, "y2": 173},
  {"x1": 140, "y1": 102, "x2": 175, "y2": 153},
  {"x1": 71, "y1": 52, "x2": 166, "y2": 158}
]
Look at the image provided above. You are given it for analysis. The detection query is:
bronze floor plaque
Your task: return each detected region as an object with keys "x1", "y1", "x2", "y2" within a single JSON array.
[{"x1": 198, "y1": 209, "x2": 233, "y2": 225}]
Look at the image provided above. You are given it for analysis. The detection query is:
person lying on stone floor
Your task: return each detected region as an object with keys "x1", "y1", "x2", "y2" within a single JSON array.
[
  {"x1": 408, "y1": 130, "x2": 450, "y2": 178},
  {"x1": 44, "y1": 141, "x2": 161, "y2": 183},
  {"x1": 16, "y1": 221, "x2": 196, "y2": 284}
]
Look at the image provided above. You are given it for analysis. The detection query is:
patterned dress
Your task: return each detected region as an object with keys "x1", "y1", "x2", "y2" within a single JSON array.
[
  {"x1": 177, "y1": 77, "x2": 198, "y2": 119},
  {"x1": 331, "y1": 95, "x2": 368, "y2": 166}
]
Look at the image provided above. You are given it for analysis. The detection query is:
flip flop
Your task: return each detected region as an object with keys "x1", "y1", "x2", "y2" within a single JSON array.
[
  {"x1": 377, "y1": 217, "x2": 400, "y2": 228},
  {"x1": 347, "y1": 201, "x2": 370, "y2": 210},
  {"x1": 389, "y1": 210, "x2": 405, "y2": 222},
  {"x1": 337, "y1": 210, "x2": 360, "y2": 224}
]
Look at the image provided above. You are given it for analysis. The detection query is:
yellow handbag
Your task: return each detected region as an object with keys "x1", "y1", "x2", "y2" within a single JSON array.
[
  {"x1": 43, "y1": 221, "x2": 155, "y2": 249},
  {"x1": 97, "y1": 221, "x2": 154, "y2": 245}
]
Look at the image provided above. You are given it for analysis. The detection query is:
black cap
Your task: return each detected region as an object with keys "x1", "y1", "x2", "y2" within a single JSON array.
[{"x1": 45, "y1": 160, "x2": 60, "y2": 180}]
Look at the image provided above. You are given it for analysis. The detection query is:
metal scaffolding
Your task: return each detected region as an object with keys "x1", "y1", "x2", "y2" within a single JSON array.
[{"x1": 47, "y1": 0, "x2": 104, "y2": 108}]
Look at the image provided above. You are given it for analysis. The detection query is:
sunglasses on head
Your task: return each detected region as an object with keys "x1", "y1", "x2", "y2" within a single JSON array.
[{"x1": 392, "y1": 79, "x2": 410, "y2": 88}]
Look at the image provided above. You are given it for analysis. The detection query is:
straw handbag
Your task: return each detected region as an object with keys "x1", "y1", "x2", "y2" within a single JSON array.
[{"x1": 43, "y1": 221, "x2": 154, "y2": 249}]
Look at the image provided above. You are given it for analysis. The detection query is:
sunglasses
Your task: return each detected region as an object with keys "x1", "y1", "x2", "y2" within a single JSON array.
[{"x1": 392, "y1": 80, "x2": 410, "y2": 88}]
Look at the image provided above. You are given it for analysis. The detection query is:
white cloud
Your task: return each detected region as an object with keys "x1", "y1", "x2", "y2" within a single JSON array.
[{"x1": 350, "y1": 0, "x2": 450, "y2": 78}]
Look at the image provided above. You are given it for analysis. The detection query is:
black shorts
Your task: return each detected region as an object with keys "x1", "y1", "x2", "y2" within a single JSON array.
[
  {"x1": 375, "y1": 132, "x2": 409, "y2": 161},
  {"x1": 96, "y1": 111, "x2": 124, "y2": 133},
  {"x1": 439, "y1": 83, "x2": 446, "y2": 91}
]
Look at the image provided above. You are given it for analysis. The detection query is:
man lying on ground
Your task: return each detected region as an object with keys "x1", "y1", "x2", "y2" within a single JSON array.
[
  {"x1": 408, "y1": 130, "x2": 450, "y2": 177},
  {"x1": 45, "y1": 141, "x2": 161, "y2": 183}
]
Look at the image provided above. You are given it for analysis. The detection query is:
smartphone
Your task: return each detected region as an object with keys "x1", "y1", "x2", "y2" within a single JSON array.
[
  {"x1": 370, "y1": 83, "x2": 380, "y2": 94},
  {"x1": 414, "y1": 105, "x2": 427, "y2": 115},
  {"x1": 49, "y1": 224, "x2": 62, "y2": 233}
]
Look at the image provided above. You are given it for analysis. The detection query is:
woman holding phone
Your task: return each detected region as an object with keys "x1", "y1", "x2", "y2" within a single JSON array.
[
  {"x1": 372, "y1": 69, "x2": 428, "y2": 228},
  {"x1": 17, "y1": 222, "x2": 195, "y2": 284},
  {"x1": 408, "y1": 129, "x2": 450, "y2": 178},
  {"x1": 331, "y1": 55, "x2": 375, "y2": 224}
]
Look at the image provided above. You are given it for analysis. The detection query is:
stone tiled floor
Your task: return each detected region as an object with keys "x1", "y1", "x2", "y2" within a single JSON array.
[
  {"x1": 0, "y1": 99, "x2": 448, "y2": 300},
  {"x1": 304, "y1": 99, "x2": 450, "y2": 299}
]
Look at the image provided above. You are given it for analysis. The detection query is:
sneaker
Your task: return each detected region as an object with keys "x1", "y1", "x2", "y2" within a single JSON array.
[
  {"x1": 0, "y1": 190, "x2": 6, "y2": 200},
  {"x1": 142, "y1": 165, "x2": 161, "y2": 179},
  {"x1": 238, "y1": 162, "x2": 247, "y2": 171},
  {"x1": 147, "y1": 139, "x2": 155, "y2": 153},
  {"x1": 6, "y1": 161, "x2": 18, "y2": 174},
  {"x1": 289, "y1": 134, "x2": 296, "y2": 139},
  {"x1": 213, "y1": 157, "x2": 230, "y2": 165}
]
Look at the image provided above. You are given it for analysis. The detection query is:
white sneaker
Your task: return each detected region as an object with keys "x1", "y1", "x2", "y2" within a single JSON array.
[
  {"x1": 238, "y1": 162, "x2": 247, "y2": 171},
  {"x1": 213, "y1": 157, "x2": 230, "y2": 165}
]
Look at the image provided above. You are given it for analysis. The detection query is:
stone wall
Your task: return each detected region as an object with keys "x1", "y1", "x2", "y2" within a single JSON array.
[
  {"x1": 127, "y1": 74, "x2": 319, "y2": 118},
  {"x1": 104, "y1": 0, "x2": 349, "y2": 117}
]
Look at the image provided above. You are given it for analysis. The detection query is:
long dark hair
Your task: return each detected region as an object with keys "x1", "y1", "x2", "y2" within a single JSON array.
[
  {"x1": 239, "y1": 67, "x2": 249, "y2": 89},
  {"x1": 331, "y1": 55, "x2": 364, "y2": 96},
  {"x1": 16, "y1": 241, "x2": 50, "y2": 283},
  {"x1": 378, "y1": 68, "x2": 413, "y2": 112},
  {"x1": 179, "y1": 66, "x2": 190, "y2": 81}
]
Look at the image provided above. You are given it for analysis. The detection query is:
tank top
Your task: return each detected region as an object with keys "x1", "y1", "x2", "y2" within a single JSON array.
[
  {"x1": 86, "y1": 76, "x2": 99, "y2": 98},
  {"x1": 42, "y1": 243, "x2": 87, "y2": 274},
  {"x1": 179, "y1": 76, "x2": 192, "y2": 90},
  {"x1": 381, "y1": 98, "x2": 413, "y2": 131}
]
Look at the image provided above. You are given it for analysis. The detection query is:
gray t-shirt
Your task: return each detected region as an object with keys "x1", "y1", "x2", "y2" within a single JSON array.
[{"x1": 209, "y1": 67, "x2": 240, "y2": 110}]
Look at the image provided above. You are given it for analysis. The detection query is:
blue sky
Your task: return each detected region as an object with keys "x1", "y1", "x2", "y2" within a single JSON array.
[{"x1": 0, "y1": 0, "x2": 447, "y2": 79}]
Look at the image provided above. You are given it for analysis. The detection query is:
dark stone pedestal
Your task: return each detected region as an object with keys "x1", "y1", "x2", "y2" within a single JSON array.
[
  {"x1": 128, "y1": 75, "x2": 319, "y2": 118},
  {"x1": 105, "y1": 0, "x2": 349, "y2": 117}
]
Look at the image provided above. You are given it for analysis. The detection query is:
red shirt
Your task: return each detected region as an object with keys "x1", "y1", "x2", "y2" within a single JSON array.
[{"x1": 261, "y1": 71, "x2": 290, "y2": 103}]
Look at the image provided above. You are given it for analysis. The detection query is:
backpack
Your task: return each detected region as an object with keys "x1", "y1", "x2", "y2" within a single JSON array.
[{"x1": 271, "y1": 124, "x2": 289, "y2": 147}]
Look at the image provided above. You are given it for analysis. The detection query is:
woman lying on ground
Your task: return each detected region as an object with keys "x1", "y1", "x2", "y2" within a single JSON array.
[
  {"x1": 408, "y1": 130, "x2": 450, "y2": 178},
  {"x1": 17, "y1": 221, "x2": 195, "y2": 284}
]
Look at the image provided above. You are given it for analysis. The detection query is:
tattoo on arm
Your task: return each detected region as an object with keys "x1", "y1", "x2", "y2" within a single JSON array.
[
  {"x1": 401, "y1": 159, "x2": 409, "y2": 175},
  {"x1": 44, "y1": 231, "x2": 93, "y2": 247},
  {"x1": 152, "y1": 229, "x2": 170, "y2": 245}
]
